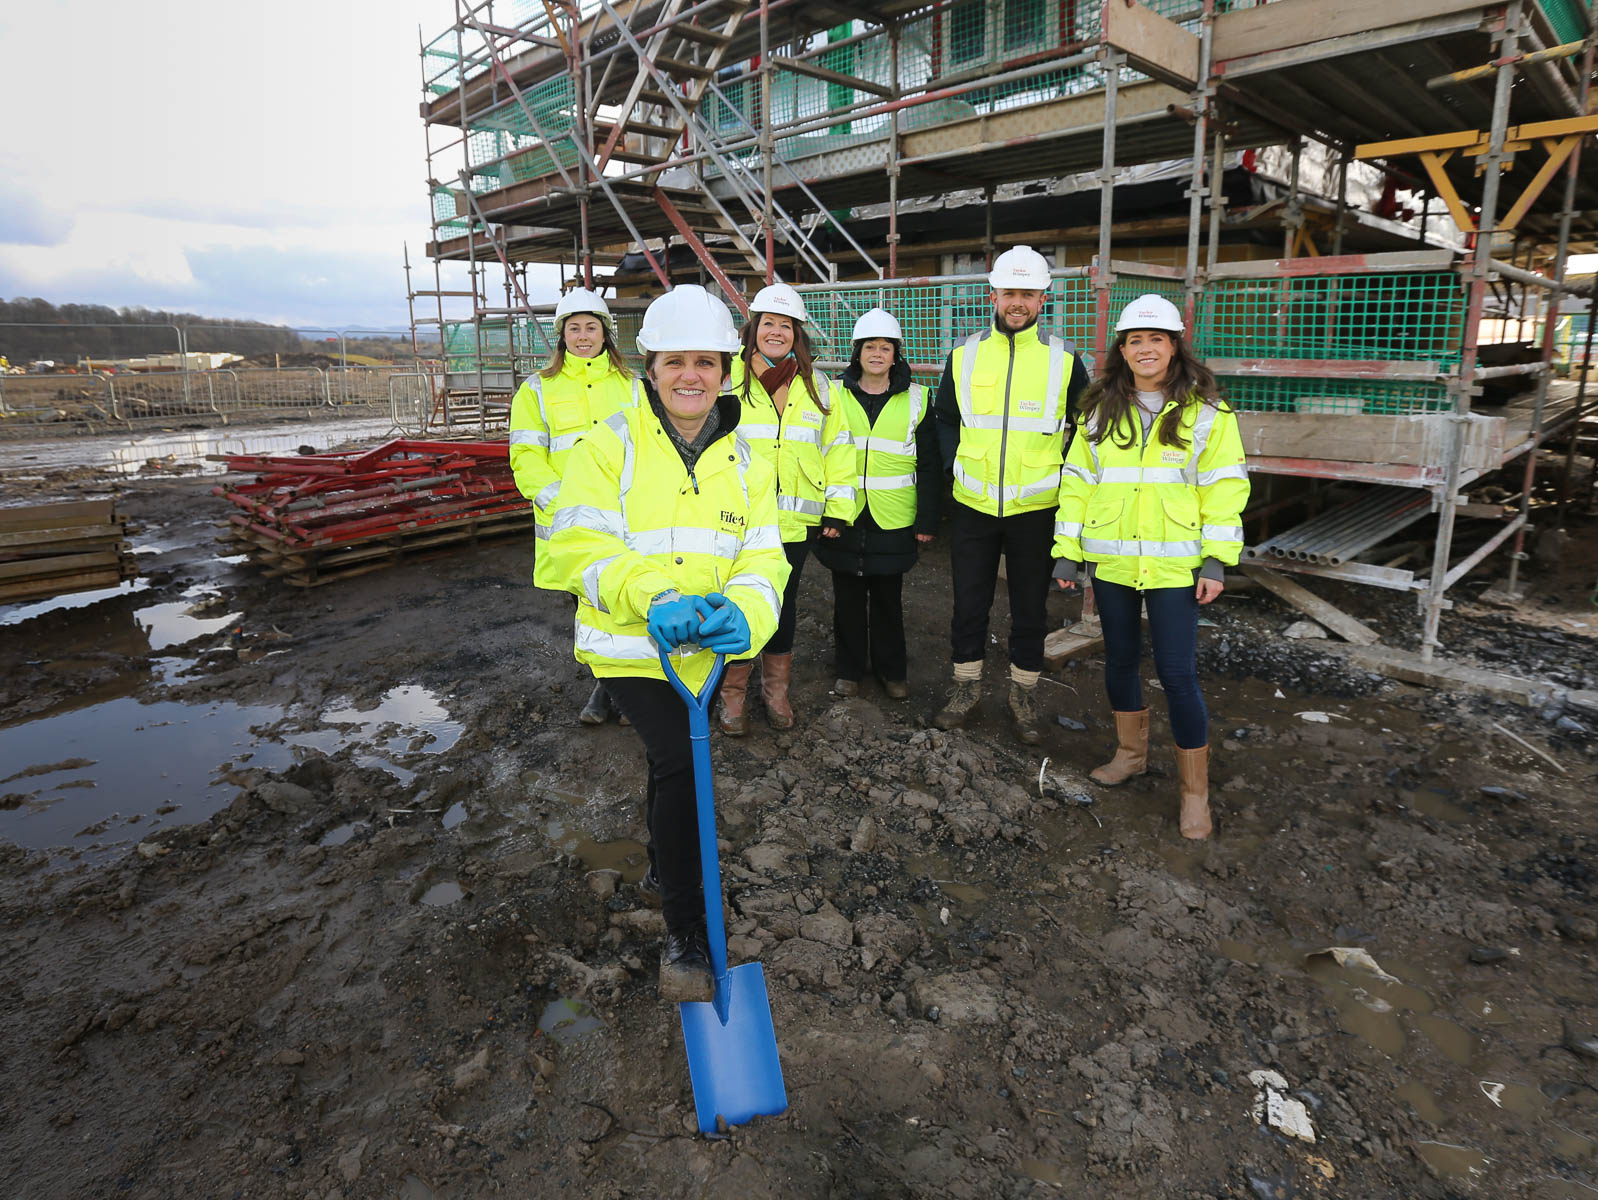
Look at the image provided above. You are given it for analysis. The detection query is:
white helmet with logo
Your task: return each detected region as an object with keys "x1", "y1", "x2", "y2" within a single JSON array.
[
  {"x1": 748, "y1": 282, "x2": 810, "y2": 324},
  {"x1": 851, "y1": 308, "x2": 903, "y2": 343},
  {"x1": 987, "y1": 245, "x2": 1052, "y2": 290},
  {"x1": 1114, "y1": 294, "x2": 1185, "y2": 334},
  {"x1": 635, "y1": 285, "x2": 742, "y2": 354},
  {"x1": 555, "y1": 287, "x2": 614, "y2": 336}
]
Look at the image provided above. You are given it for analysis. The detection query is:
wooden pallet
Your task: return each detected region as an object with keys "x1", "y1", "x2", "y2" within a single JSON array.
[
  {"x1": 223, "y1": 506, "x2": 533, "y2": 587},
  {"x1": 0, "y1": 499, "x2": 139, "y2": 603}
]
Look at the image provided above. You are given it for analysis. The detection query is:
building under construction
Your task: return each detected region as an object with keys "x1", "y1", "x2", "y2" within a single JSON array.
[{"x1": 412, "y1": 0, "x2": 1597, "y2": 660}]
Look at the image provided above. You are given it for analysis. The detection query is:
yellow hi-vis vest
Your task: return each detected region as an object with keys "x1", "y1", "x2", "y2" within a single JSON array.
[
  {"x1": 508, "y1": 354, "x2": 636, "y2": 589},
  {"x1": 542, "y1": 399, "x2": 792, "y2": 691},
  {"x1": 1053, "y1": 394, "x2": 1249, "y2": 590},
  {"x1": 833, "y1": 381, "x2": 926, "y2": 530},
  {"x1": 949, "y1": 323, "x2": 1072, "y2": 517},
  {"x1": 728, "y1": 358, "x2": 856, "y2": 542}
]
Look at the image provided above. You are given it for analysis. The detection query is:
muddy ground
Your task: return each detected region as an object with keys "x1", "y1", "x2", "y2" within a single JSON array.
[{"x1": 1, "y1": 461, "x2": 1595, "y2": 1200}]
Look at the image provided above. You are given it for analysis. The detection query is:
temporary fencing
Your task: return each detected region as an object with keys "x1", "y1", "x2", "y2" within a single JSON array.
[
  {"x1": 215, "y1": 438, "x2": 530, "y2": 587},
  {"x1": 795, "y1": 253, "x2": 1470, "y2": 415}
]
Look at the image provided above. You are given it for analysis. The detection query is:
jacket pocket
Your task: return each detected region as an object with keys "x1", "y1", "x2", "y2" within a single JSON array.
[
  {"x1": 1160, "y1": 492, "x2": 1201, "y2": 534},
  {"x1": 968, "y1": 367, "x2": 1000, "y2": 409},
  {"x1": 1084, "y1": 496, "x2": 1123, "y2": 530},
  {"x1": 546, "y1": 394, "x2": 588, "y2": 434}
]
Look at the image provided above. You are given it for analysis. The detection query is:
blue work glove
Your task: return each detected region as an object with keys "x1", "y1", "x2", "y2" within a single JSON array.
[
  {"x1": 697, "y1": 591, "x2": 752, "y2": 655},
  {"x1": 647, "y1": 593, "x2": 712, "y2": 650}
]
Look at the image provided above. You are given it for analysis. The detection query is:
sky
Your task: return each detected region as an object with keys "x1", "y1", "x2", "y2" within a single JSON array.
[{"x1": 0, "y1": 0, "x2": 538, "y2": 331}]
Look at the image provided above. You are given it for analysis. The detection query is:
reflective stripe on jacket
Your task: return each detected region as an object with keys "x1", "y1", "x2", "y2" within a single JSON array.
[
  {"x1": 1053, "y1": 394, "x2": 1249, "y2": 590},
  {"x1": 542, "y1": 396, "x2": 791, "y2": 690},
  {"x1": 832, "y1": 381, "x2": 925, "y2": 531},
  {"x1": 729, "y1": 358, "x2": 856, "y2": 542},
  {"x1": 949, "y1": 323, "x2": 1073, "y2": 517},
  {"x1": 507, "y1": 354, "x2": 636, "y2": 589}
]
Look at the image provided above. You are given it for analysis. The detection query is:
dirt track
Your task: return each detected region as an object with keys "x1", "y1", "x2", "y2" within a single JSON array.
[{"x1": 1, "y1": 469, "x2": 1595, "y2": 1199}]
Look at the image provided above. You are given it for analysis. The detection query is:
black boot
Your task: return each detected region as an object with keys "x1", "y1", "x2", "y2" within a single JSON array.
[
  {"x1": 659, "y1": 923, "x2": 713, "y2": 1003},
  {"x1": 579, "y1": 681, "x2": 612, "y2": 726}
]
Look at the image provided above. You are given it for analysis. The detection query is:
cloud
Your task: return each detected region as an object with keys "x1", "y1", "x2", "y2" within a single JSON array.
[{"x1": 0, "y1": 179, "x2": 73, "y2": 248}]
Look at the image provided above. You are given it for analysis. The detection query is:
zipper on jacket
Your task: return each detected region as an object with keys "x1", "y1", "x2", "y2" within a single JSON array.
[{"x1": 996, "y1": 333, "x2": 1016, "y2": 518}]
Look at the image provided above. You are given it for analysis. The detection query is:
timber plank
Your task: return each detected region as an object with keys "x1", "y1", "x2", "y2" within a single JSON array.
[{"x1": 1242, "y1": 565, "x2": 1382, "y2": 645}]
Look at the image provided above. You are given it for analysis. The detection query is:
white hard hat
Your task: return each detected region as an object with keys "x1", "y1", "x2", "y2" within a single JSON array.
[
  {"x1": 851, "y1": 308, "x2": 903, "y2": 343},
  {"x1": 635, "y1": 285, "x2": 742, "y2": 354},
  {"x1": 1114, "y1": 293, "x2": 1185, "y2": 334},
  {"x1": 748, "y1": 282, "x2": 809, "y2": 324},
  {"x1": 555, "y1": 287, "x2": 611, "y2": 324},
  {"x1": 988, "y1": 245, "x2": 1052, "y2": 290}
]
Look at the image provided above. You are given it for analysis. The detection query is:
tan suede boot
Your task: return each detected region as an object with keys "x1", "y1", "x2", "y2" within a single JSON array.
[
  {"x1": 718, "y1": 661, "x2": 754, "y2": 737},
  {"x1": 761, "y1": 653, "x2": 796, "y2": 729},
  {"x1": 1175, "y1": 744, "x2": 1212, "y2": 840},
  {"x1": 1089, "y1": 709, "x2": 1149, "y2": 786}
]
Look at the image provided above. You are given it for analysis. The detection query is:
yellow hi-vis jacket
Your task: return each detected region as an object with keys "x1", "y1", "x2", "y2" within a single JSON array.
[
  {"x1": 833, "y1": 381, "x2": 927, "y2": 530},
  {"x1": 949, "y1": 323, "x2": 1073, "y2": 517},
  {"x1": 508, "y1": 353, "x2": 636, "y2": 589},
  {"x1": 1053, "y1": 395, "x2": 1249, "y2": 590},
  {"x1": 728, "y1": 358, "x2": 856, "y2": 542},
  {"x1": 542, "y1": 394, "x2": 792, "y2": 691}
]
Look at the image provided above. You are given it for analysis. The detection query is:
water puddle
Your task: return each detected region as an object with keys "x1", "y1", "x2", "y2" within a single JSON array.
[
  {"x1": 1478, "y1": 1080, "x2": 1547, "y2": 1116},
  {"x1": 1461, "y1": 994, "x2": 1514, "y2": 1025},
  {"x1": 1413, "y1": 1015, "x2": 1476, "y2": 1066},
  {"x1": 1414, "y1": 1140, "x2": 1489, "y2": 1181},
  {"x1": 288, "y1": 685, "x2": 463, "y2": 785},
  {"x1": 538, "y1": 997, "x2": 605, "y2": 1045},
  {"x1": 319, "y1": 822, "x2": 366, "y2": 847},
  {"x1": 398, "y1": 1175, "x2": 436, "y2": 1200},
  {"x1": 418, "y1": 881, "x2": 463, "y2": 907},
  {"x1": 543, "y1": 818, "x2": 648, "y2": 882},
  {"x1": 1020, "y1": 1158, "x2": 1064, "y2": 1186},
  {"x1": 133, "y1": 594, "x2": 241, "y2": 651},
  {"x1": 0, "y1": 693, "x2": 298, "y2": 854},
  {"x1": 1395, "y1": 1081, "x2": 1445, "y2": 1124},
  {"x1": 1403, "y1": 787, "x2": 1472, "y2": 823},
  {"x1": 1551, "y1": 1124, "x2": 1595, "y2": 1161},
  {"x1": 0, "y1": 580, "x2": 151, "y2": 626},
  {"x1": 442, "y1": 802, "x2": 467, "y2": 830}
]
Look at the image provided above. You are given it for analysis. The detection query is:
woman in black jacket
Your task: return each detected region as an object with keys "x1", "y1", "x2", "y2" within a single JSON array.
[{"x1": 815, "y1": 309, "x2": 941, "y2": 699}]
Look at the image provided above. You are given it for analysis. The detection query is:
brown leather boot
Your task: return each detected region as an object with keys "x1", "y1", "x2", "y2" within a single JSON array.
[
  {"x1": 718, "y1": 661, "x2": 754, "y2": 736},
  {"x1": 761, "y1": 652, "x2": 795, "y2": 729},
  {"x1": 1089, "y1": 709, "x2": 1149, "y2": 786},
  {"x1": 1175, "y1": 745, "x2": 1212, "y2": 840}
]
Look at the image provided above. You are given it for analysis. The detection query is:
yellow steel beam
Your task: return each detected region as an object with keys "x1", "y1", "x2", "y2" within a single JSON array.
[
  {"x1": 1354, "y1": 130, "x2": 1481, "y2": 159},
  {"x1": 1417, "y1": 149, "x2": 1476, "y2": 232},
  {"x1": 1499, "y1": 135, "x2": 1581, "y2": 229}
]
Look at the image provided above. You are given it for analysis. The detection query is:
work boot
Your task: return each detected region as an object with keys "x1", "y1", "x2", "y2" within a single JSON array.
[
  {"x1": 1090, "y1": 709, "x2": 1150, "y2": 786},
  {"x1": 1175, "y1": 745, "x2": 1213, "y2": 840},
  {"x1": 638, "y1": 862, "x2": 660, "y2": 899},
  {"x1": 933, "y1": 678, "x2": 982, "y2": 730},
  {"x1": 718, "y1": 661, "x2": 754, "y2": 737},
  {"x1": 1008, "y1": 682, "x2": 1042, "y2": 745},
  {"x1": 761, "y1": 653, "x2": 795, "y2": 729},
  {"x1": 879, "y1": 678, "x2": 910, "y2": 700},
  {"x1": 579, "y1": 681, "x2": 612, "y2": 726},
  {"x1": 659, "y1": 923, "x2": 714, "y2": 1003},
  {"x1": 832, "y1": 678, "x2": 858, "y2": 697}
]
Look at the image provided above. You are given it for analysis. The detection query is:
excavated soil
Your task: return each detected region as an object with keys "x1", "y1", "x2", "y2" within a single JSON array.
[{"x1": 0, "y1": 467, "x2": 1595, "y2": 1200}]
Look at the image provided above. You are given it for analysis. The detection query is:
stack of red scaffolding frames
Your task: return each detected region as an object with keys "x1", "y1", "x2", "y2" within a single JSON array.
[{"x1": 215, "y1": 439, "x2": 531, "y2": 586}]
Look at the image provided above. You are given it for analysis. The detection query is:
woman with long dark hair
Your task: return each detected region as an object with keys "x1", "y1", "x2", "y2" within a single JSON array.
[
  {"x1": 720, "y1": 283, "x2": 855, "y2": 734},
  {"x1": 813, "y1": 308, "x2": 939, "y2": 699},
  {"x1": 1053, "y1": 294, "x2": 1249, "y2": 839}
]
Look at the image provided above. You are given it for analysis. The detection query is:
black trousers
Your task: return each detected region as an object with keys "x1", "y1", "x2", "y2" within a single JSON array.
[
  {"x1": 949, "y1": 501, "x2": 1057, "y2": 673},
  {"x1": 765, "y1": 537, "x2": 811, "y2": 655},
  {"x1": 603, "y1": 675, "x2": 707, "y2": 933},
  {"x1": 831, "y1": 571, "x2": 907, "y2": 682}
]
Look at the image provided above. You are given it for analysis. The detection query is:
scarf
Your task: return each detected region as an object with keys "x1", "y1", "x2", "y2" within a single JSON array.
[
  {"x1": 756, "y1": 351, "x2": 799, "y2": 397},
  {"x1": 649, "y1": 386, "x2": 722, "y2": 472}
]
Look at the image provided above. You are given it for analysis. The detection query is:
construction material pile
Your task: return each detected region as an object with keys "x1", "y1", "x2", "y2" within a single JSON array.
[
  {"x1": 0, "y1": 498, "x2": 139, "y2": 604},
  {"x1": 216, "y1": 438, "x2": 530, "y2": 587}
]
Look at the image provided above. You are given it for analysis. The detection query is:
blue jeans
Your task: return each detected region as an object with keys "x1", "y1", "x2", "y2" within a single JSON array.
[{"x1": 1091, "y1": 576, "x2": 1208, "y2": 749}]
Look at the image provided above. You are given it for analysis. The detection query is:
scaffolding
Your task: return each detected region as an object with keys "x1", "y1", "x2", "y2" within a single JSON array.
[{"x1": 415, "y1": 0, "x2": 1598, "y2": 660}]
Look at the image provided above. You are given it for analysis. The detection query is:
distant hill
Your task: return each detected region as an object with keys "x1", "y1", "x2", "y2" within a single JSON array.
[{"x1": 0, "y1": 298, "x2": 434, "y2": 364}]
